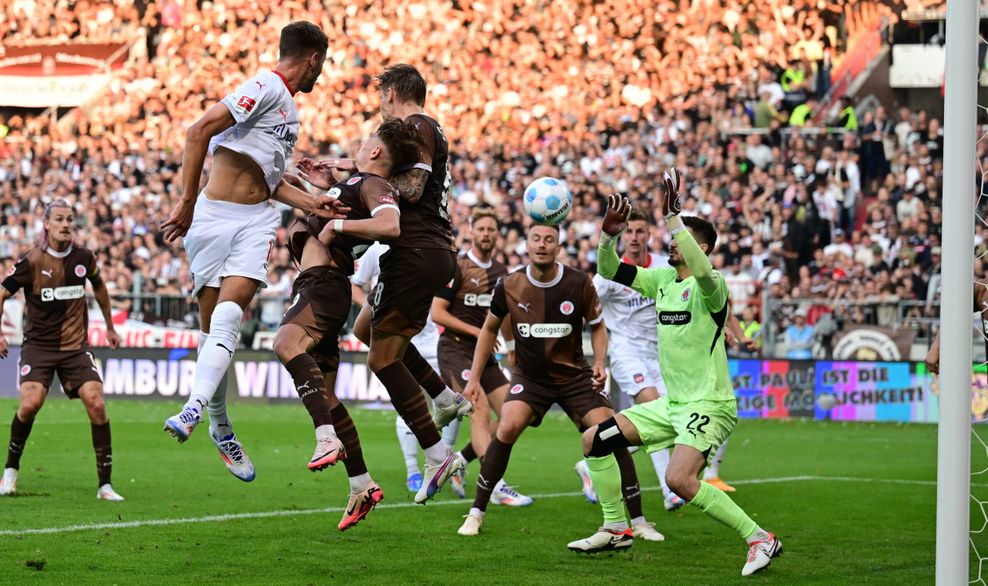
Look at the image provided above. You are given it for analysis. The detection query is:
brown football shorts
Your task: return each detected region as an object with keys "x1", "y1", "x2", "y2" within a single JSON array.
[
  {"x1": 437, "y1": 335, "x2": 508, "y2": 394},
  {"x1": 502, "y1": 373, "x2": 613, "y2": 428},
  {"x1": 18, "y1": 345, "x2": 102, "y2": 398},
  {"x1": 370, "y1": 248, "x2": 456, "y2": 338},
  {"x1": 280, "y1": 266, "x2": 351, "y2": 373}
]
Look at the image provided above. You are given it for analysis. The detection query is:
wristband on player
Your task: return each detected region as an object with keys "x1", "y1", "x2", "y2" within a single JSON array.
[
  {"x1": 666, "y1": 214, "x2": 686, "y2": 236},
  {"x1": 333, "y1": 219, "x2": 345, "y2": 233},
  {"x1": 599, "y1": 232, "x2": 618, "y2": 248},
  {"x1": 504, "y1": 339, "x2": 515, "y2": 351}
]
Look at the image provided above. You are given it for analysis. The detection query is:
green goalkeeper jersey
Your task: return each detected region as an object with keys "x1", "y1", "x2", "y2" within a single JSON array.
[{"x1": 598, "y1": 221, "x2": 734, "y2": 403}]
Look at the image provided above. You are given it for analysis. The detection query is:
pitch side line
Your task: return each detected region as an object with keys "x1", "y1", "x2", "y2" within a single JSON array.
[{"x1": 0, "y1": 475, "x2": 939, "y2": 536}]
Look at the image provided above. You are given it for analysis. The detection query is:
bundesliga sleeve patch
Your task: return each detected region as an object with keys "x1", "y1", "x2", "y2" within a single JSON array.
[
  {"x1": 236, "y1": 96, "x2": 256, "y2": 113},
  {"x1": 379, "y1": 193, "x2": 396, "y2": 206}
]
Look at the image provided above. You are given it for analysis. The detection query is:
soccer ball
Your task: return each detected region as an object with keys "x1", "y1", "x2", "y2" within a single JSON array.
[{"x1": 523, "y1": 177, "x2": 572, "y2": 225}]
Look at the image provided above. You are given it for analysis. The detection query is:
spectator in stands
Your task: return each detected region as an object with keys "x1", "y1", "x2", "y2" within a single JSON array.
[{"x1": 784, "y1": 312, "x2": 816, "y2": 359}]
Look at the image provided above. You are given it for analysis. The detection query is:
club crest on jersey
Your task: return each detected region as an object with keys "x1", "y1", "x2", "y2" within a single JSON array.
[
  {"x1": 74, "y1": 264, "x2": 87, "y2": 278},
  {"x1": 559, "y1": 300, "x2": 575, "y2": 315},
  {"x1": 347, "y1": 176, "x2": 362, "y2": 185},
  {"x1": 634, "y1": 373, "x2": 645, "y2": 384},
  {"x1": 681, "y1": 288, "x2": 691, "y2": 302},
  {"x1": 510, "y1": 384, "x2": 524, "y2": 395},
  {"x1": 235, "y1": 95, "x2": 256, "y2": 113},
  {"x1": 20, "y1": 364, "x2": 30, "y2": 376},
  {"x1": 461, "y1": 369, "x2": 471, "y2": 381}
]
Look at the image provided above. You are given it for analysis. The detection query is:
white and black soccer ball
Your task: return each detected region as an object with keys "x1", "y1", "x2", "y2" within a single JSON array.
[{"x1": 523, "y1": 177, "x2": 573, "y2": 226}]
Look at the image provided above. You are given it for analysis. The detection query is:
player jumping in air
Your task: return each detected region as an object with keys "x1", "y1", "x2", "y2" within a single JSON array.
[
  {"x1": 315, "y1": 64, "x2": 470, "y2": 503},
  {"x1": 457, "y1": 224, "x2": 662, "y2": 543},
  {"x1": 574, "y1": 171, "x2": 782, "y2": 576},
  {"x1": 0, "y1": 200, "x2": 125, "y2": 500},
  {"x1": 432, "y1": 207, "x2": 531, "y2": 506},
  {"x1": 349, "y1": 243, "x2": 460, "y2": 495},
  {"x1": 272, "y1": 118, "x2": 421, "y2": 530},
  {"x1": 159, "y1": 22, "x2": 345, "y2": 481}
]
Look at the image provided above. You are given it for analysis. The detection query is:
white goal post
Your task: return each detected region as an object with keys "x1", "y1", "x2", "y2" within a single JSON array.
[{"x1": 937, "y1": 0, "x2": 978, "y2": 581}]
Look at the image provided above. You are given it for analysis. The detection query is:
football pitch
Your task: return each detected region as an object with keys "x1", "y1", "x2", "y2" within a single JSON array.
[{"x1": 0, "y1": 399, "x2": 945, "y2": 584}]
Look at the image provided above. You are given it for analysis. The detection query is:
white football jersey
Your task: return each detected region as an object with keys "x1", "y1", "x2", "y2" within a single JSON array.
[
  {"x1": 352, "y1": 243, "x2": 440, "y2": 357},
  {"x1": 593, "y1": 253, "x2": 664, "y2": 354},
  {"x1": 211, "y1": 70, "x2": 300, "y2": 195}
]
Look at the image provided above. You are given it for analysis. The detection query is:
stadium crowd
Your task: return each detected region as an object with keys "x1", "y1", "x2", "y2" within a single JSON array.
[{"x1": 0, "y1": 0, "x2": 960, "y2": 354}]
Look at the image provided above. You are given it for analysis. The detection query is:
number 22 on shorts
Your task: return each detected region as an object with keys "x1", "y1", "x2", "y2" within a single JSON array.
[{"x1": 686, "y1": 412, "x2": 710, "y2": 436}]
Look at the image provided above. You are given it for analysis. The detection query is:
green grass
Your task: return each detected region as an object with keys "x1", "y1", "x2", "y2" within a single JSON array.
[{"x1": 0, "y1": 399, "x2": 941, "y2": 585}]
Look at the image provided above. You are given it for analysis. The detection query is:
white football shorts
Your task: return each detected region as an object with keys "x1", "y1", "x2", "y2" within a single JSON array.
[
  {"x1": 609, "y1": 349, "x2": 665, "y2": 397},
  {"x1": 184, "y1": 192, "x2": 280, "y2": 296}
]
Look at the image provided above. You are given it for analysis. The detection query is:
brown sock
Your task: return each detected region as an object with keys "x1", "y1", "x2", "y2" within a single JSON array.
[
  {"x1": 375, "y1": 361, "x2": 441, "y2": 447},
  {"x1": 460, "y1": 441, "x2": 478, "y2": 464},
  {"x1": 5, "y1": 414, "x2": 33, "y2": 470},
  {"x1": 615, "y1": 447, "x2": 643, "y2": 519},
  {"x1": 329, "y1": 403, "x2": 367, "y2": 477},
  {"x1": 91, "y1": 422, "x2": 112, "y2": 486},
  {"x1": 472, "y1": 437, "x2": 513, "y2": 513},
  {"x1": 285, "y1": 354, "x2": 333, "y2": 427},
  {"x1": 402, "y1": 344, "x2": 447, "y2": 399}
]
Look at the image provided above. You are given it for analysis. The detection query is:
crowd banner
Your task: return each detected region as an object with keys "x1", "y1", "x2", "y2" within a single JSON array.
[
  {"x1": 833, "y1": 325, "x2": 916, "y2": 361},
  {"x1": 0, "y1": 42, "x2": 128, "y2": 107},
  {"x1": 5, "y1": 348, "x2": 983, "y2": 424},
  {"x1": 731, "y1": 360, "x2": 939, "y2": 422},
  {"x1": 831, "y1": 325, "x2": 915, "y2": 361},
  {"x1": 88, "y1": 310, "x2": 200, "y2": 349}
]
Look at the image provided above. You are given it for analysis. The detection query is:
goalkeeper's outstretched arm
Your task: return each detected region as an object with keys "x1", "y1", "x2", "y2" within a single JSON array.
[{"x1": 597, "y1": 193, "x2": 642, "y2": 289}]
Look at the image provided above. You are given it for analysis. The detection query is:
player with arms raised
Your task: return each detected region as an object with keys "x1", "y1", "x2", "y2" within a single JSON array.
[
  {"x1": 272, "y1": 118, "x2": 421, "y2": 530},
  {"x1": 159, "y1": 22, "x2": 344, "y2": 481},
  {"x1": 575, "y1": 207, "x2": 685, "y2": 511},
  {"x1": 574, "y1": 171, "x2": 782, "y2": 575},
  {"x1": 0, "y1": 200, "x2": 124, "y2": 500},
  {"x1": 457, "y1": 224, "x2": 661, "y2": 544}
]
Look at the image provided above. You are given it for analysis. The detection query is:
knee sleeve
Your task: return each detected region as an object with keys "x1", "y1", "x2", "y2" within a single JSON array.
[
  {"x1": 209, "y1": 301, "x2": 244, "y2": 350},
  {"x1": 587, "y1": 417, "x2": 632, "y2": 457}
]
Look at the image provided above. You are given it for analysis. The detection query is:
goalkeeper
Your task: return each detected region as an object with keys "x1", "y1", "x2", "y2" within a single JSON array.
[{"x1": 569, "y1": 169, "x2": 783, "y2": 577}]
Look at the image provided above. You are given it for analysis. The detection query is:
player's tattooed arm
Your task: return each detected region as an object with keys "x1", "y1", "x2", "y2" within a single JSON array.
[{"x1": 392, "y1": 168, "x2": 429, "y2": 203}]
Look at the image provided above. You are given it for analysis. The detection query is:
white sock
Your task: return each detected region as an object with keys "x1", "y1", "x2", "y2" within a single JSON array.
[
  {"x1": 315, "y1": 424, "x2": 337, "y2": 439},
  {"x1": 442, "y1": 416, "x2": 461, "y2": 448},
  {"x1": 348, "y1": 472, "x2": 372, "y2": 493},
  {"x1": 424, "y1": 440, "x2": 448, "y2": 465},
  {"x1": 703, "y1": 440, "x2": 729, "y2": 480},
  {"x1": 395, "y1": 416, "x2": 420, "y2": 475},
  {"x1": 434, "y1": 387, "x2": 457, "y2": 409},
  {"x1": 630, "y1": 515, "x2": 646, "y2": 526},
  {"x1": 187, "y1": 302, "x2": 242, "y2": 410},
  {"x1": 603, "y1": 521, "x2": 629, "y2": 532},
  {"x1": 469, "y1": 507, "x2": 485, "y2": 519},
  {"x1": 650, "y1": 449, "x2": 672, "y2": 498},
  {"x1": 206, "y1": 352, "x2": 233, "y2": 438},
  {"x1": 746, "y1": 527, "x2": 771, "y2": 545}
]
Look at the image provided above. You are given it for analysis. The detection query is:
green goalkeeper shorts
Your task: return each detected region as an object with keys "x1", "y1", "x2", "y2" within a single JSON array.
[{"x1": 621, "y1": 396, "x2": 738, "y2": 462}]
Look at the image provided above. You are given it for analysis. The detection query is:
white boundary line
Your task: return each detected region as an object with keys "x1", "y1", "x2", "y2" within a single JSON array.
[{"x1": 0, "y1": 475, "x2": 941, "y2": 537}]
